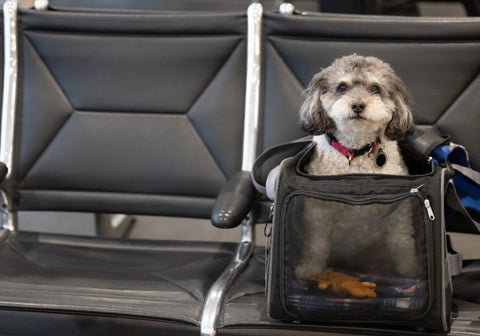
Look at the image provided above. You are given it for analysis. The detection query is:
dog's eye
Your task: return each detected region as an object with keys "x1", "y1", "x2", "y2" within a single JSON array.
[
  {"x1": 370, "y1": 85, "x2": 381, "y2": 95},
  {"x1": 337, "y1": 83, "x2": 348, "y2": 93}
]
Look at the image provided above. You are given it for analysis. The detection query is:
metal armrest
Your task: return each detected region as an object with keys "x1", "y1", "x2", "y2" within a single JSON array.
[{"x1": 211, "y1": 171, "x2": 256, "y2": 229}]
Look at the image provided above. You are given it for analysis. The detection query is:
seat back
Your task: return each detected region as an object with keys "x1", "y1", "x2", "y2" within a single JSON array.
[
  {"x1": 2, "y1": 7, "x2": 247, "y2": 220},
  {"x1": 261, "y1": 11, "x2": 480, "y2": 170},
  {"x1": 47, "y1": 0, "x2": 274, "y2": 11},
  {"x1": 44, "y1": 0, "x2": 312, "y2": 12}
]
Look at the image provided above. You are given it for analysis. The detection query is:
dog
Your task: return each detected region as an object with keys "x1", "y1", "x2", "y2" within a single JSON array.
[{"x1": 294, "y1": 54, "x2": 422, "y2": 280}]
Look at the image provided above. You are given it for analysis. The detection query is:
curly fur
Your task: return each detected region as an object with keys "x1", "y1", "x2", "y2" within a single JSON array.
[{"x1": 295, "y1": 55, "x2": 421, "y2": 279}]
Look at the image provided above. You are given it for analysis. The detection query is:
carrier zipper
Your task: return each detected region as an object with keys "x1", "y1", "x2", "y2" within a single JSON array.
[
  {"x1": 285, "y1": 184, "x2": 436, "y2": 221},
  {"x1": 288, "y1": 190, "x2": 414, "y2": 206},
  {"x1": 410, "y1": 184, "x2": 435, "y2": 221}
]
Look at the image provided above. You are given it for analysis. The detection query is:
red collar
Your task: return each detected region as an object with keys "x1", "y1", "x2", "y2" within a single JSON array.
[{"x1": 326, "y1": 134, "x2": 380, "y2": 164}]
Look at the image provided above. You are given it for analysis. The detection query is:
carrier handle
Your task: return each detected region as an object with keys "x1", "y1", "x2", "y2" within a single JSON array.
[
  {"x1": 251, "y1": 137, "x2": 312, "y2": 194},
  {"x1": 405, "y1": 125, "x2": 450, "y2": 158},
  {"x1": 445, "y1": 182, "x2": 480, "y2": 234}
]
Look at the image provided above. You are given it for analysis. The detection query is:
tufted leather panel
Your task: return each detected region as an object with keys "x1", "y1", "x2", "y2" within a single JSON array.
[
  {"x1": 13, "y1": 9, "x2": 247, "y2": 217},
  {"x1": 261, "y1": 12, "x2": 480, "y2": 170}
]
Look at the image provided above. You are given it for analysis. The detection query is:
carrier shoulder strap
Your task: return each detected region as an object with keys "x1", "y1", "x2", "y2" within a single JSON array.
[
  {"x1": 406, "y1": 126, "x2": 480, "y2": 235},
  {"x1": 445, "y1": 182, "x2": 480, "y2": 234},
  {"x1": 452, "y1": 164, "x2": 480, "y2": 186},
  {"x1": 405, "y1": 125, "x2": 450, "y2": 157}
]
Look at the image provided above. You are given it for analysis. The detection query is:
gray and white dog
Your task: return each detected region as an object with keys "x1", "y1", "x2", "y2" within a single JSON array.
[{"x1": 294, "y1": 54, "x2": 421, "y2": 280}]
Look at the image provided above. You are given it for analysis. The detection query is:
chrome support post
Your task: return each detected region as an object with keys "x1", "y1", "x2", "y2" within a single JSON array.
[
  {"x1": 200, "y1": 214, "x2": 254, "y2": 336},
  {"x1": 279, "y1": 2, "x2": 295, "y2": 15},
  {"x1": 242, "y1": 2, "x2": 263, "y2": 172},
  {"x1": 34, "y1": 0, "x2": 49, "y2": 10},
  {"x1": 1, "y1": 190, "x2": 16, "y2": 231},
  {"x1": 1, "y1": 0, "x2": 19, "y2": 231},
  {"x1": 2, "y1": 0, "x2": 19, "y2": 173},
  {"x1": 201, "y1": 3, "x2": 263, "y2": 335}
]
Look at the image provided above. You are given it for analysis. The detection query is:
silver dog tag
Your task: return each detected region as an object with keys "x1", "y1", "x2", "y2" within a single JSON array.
[{"x1": 375, "y1": 148, "x2": 388, "y2": 168}]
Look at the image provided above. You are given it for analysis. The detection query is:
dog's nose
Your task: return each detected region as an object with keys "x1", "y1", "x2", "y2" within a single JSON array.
[{"x1": 351, "y1": 102, "x2": 366, "y2": 114}]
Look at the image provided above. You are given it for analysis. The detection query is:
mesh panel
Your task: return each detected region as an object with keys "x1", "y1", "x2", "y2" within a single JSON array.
[{"x1": 281, "y1": 193, "x2": 430, "y2": 320}]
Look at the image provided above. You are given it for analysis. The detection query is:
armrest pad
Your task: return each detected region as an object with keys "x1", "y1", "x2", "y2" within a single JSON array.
[
  {"x1": 211, "y1": 171, "x2": 256, "y2": 229},
  {"x1": 0, "y1": 162, "x2": 7, "y2": 182}
]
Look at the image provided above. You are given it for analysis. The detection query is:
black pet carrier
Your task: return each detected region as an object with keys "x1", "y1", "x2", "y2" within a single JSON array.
[{"x1": 252, "y1": 128, "x2": 471, "y2": 332}]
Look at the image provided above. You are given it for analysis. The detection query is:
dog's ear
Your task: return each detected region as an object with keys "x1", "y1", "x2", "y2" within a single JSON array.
[
  {"x1": 299, "y1": 73, "x2": 335, "y2": 135},
  {"x1": 385, "y1": 76, "x2": 415, "y2": 141}
]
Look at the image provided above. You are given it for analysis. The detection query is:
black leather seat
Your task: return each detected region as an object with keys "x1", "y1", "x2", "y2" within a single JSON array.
[
  {"x1": 0, "y1": 4, "x2": 247, "y2": 333},
  {"x1": 214, "y1": 8, "x2": 480, "y2": 335}
]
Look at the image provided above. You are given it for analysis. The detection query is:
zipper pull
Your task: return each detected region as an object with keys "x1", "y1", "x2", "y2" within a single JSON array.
[
  {"x1": 264, "y1": 204, "x2": 274, "y2": 238},
  {"x1": 424, "y1": 198, "x2": 435, "y2": 221},
  {"x1": 411, "y1": 184, "x2": 435, "y2": 221},
  {"x1": 268, "y1": 204, "x2": 274, "y2": 221},
  {"x1": 410, "y1": 184, "x2": 424, "y2": 194}
]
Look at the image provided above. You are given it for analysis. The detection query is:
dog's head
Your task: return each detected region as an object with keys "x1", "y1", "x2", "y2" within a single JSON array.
[{"x1": 300, "y1": 54, "x2": 415, "y2": 144}]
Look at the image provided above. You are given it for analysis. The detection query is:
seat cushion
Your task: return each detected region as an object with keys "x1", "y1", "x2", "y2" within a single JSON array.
[{"x1": 0, "y1": 231, "x2": 236, "y2": 324}]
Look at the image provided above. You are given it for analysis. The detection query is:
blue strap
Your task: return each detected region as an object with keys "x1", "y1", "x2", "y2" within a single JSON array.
[
  {"x1": 431, "y1": 145, "x2": 468, "y2": 167},
  {"x1": 431, "y1": 144, "x2": 480, "y2": 215}
]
